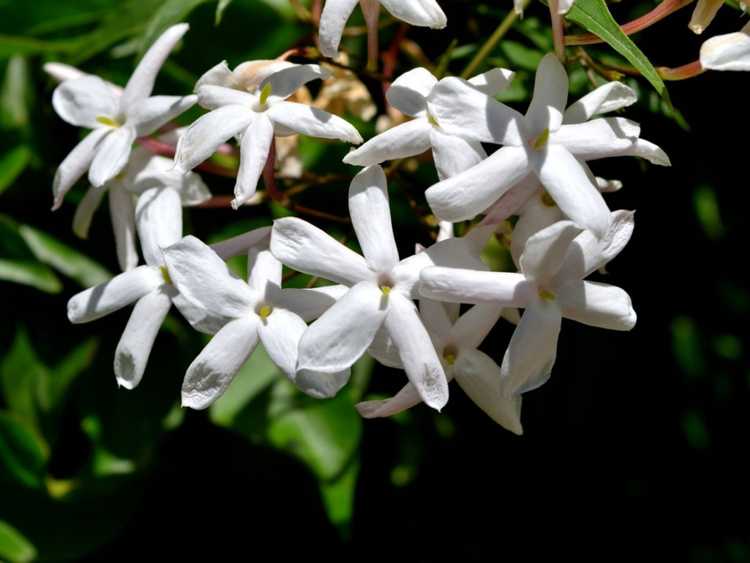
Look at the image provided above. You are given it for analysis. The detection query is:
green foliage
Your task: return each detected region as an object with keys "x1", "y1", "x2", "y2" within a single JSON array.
[{"x1": 0, "y1": 521, "x2": 36, "y2": 563}]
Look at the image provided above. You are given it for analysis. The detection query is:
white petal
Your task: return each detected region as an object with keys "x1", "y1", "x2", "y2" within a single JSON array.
[
  {"x1": 108, "y1": 185, "x2": 139, "y2": 272},
  {"x1": 44, "y1": 62, "x2": 87, "y2": 83},
  {"x1": 426, "y1": 146, "x2": 529, "y2": 222},
  {"x1": 258, "y1": 307, "x2": 307, "y2": 378},
  {"x1": 534, "y1": 145, "x2": 610, "y2": 238},
  {"x1": 73, "y1": 186, "x2": 106, "y2": 239},
  {"x1": 233, "y1": 113, "x2": 274, "y2": 208},
  {"x1": 163, "y1": 235, "x2": 254, "y2": 318},
  {"x1": 386, "y1": 67, "x2": 437, "y2": 116},
  {"x1": 427, "y1": 77, "x2": 524, "y2": 145},
  {"x1": 52, "y1": 128, "x2": 109, "y2": 209},
  {"x1": 419, "y1": 298, "x2": 453, "y2": 340},
  {"x1": 261, "y1": 64, "x2": 330, "y2": 100},
  {"x1": 194, "y1": 60, "x2": 235, "y2": 91},
  {"x1": 563, "y1": 82, "x2": 638, "y2": 124},
  {"x1": 318, "y1": 0, "x2": 359, "y2": 57},
  {"x1": 136, "y1": 187, "x2": 182, "y2": 267},
  {"x1": 519, "y1": 220, "x2": 582, "y2": 284},
  {"x1": 174, "y1": 105, "x2": 253, "y2": 171},
  {"x1": 120, "y1": 23, "x2": 189, "y2": 112},
  {"x1": 480, "y1": 173, "x2": 539, "y2": 226},
  {"x1": 270, "y1": 217, "x2": 372, "y2": 285},
  {"x1": 500, "y1": 302, "x2": 562, "y2": 395},
  {"x1": 343, "y1": 119, "x2": 431, "y2": 166},
  {"x1": 348, "y1": 165, "x2": 399, "y2": 272},
  {"x1": 368, "y1": 325, "x2": 405, "y2": 369},
  {"x1": 451, "y1": 303, "x2": 503, "y2": 349},
  {"x1": 182, "y1": 316, "x2": 260, "y2": 410},
  {"x1": 454, "y1": 349, "x2": 523, "y2": 434},
  {"x1": 210, "y1": 226, "x2": 271, "y2": 260},
  {"x1": 467, "y1": 68, "x2": 515, "y2": 96},
  {"x1": 430, "y1": 128, "x2": 486, "y2": 181},
  {"x1": 295, "y1": 368, "x2": 351, "y2": 399},
  {"x1": 88, "y1": 126, "x2": 136, "y2": 188},
  {"x1": 379, "y1": 0, "x2": 447, "y2": 28},
  {"x1": 114, "y1": 287, "x2": 172, "y2": 389},
  {"x1": 509, "y1": 190, "x2": 564, "y2": 265},
  {"x1": 197, "y1": 85, "x2": 255, "y2": 110},
  {"x1": 67, "y1": 265, "x2": 162, "y2": 323},
  {"x1": 557, "y1": 280, "x2": 636, "y2": 330},
  {"x1": 128, "y1": 94, "x2": 196, "y2": 137},
  {"x1": 356, "y1": 383, "x2": 422, "y2": 418},
  {"x1": 274, "y1": 285, "x2": 349, "y2": 322},
  {"x1": 557, "y1": 0, "x2": 576, "y2": 14},
  {"x1": 248, "y1": 249, "x2": 282, "y2": 296},
  {"x1": 700, "y1": 28, "x2": 750, "y2": 71},
  {"x1": 172, "y1": 292, "x2": 229, "y2": 335},
  {"x1": 52, "y1": 75, "x2": 120, "y2": 129},
  {"x1": 266, "y1": 101, "x2": 362, "y2": 144},
  {"x1": 525, "y1": 53, "x2": 568, "y2": 133},
  {"x1": 232, "y1": 60, "x2": 297, "y2": 93},
  {"x1": 420, "y1": 268, "x2": 532, "y2": 306},
  {"x1": 297, "y1": 281, "x2": 386, "y2": 373},
  {"x1": 689, "y1": 0, "x2": 724, "y2": 34},
  {"x1": 384, "y1": 291, "x2": 449, "y2": 410}
]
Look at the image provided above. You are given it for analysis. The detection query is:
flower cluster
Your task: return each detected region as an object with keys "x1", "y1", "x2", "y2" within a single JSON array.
[{"x1": 46, "y1": 3, "x2": 747, "y2": 435}]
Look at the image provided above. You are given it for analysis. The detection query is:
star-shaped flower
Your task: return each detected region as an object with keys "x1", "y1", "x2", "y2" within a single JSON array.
[
  {"x1": 318, "y1": 0, "x2": 447, "y2": 57},
  {"x1": 423, "y1": 54, "x2": 669, "y2": 236},
  {"x1": 420, "y1": 213, "x2": 636, "y2": 396},
  {"x1": 357, "y1": 299, "x2": 523, "y2": 434},
  {"x1": 51, "y1": 24, "x2": 196, "y2": 206},
  {"x1": 343, "y1": 66, "x2": 514, "y2": 180},
  {"x1": 270, "y1": 165, "x2": 487, "y2": 409},
  {"x1": 174, "y1": 60, "x2": 363, "y2": 209}
]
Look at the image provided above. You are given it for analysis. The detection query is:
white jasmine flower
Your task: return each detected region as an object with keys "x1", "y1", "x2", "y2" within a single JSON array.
[
  {"x1": 420, "y1": 214, "x2": 637, "y2": 396},
  {"x1": 270, "y1": 165, "x2": 486, "y2": 410},
  {"x1": 51, "y1": 24, "x2": 196, "y2": 203},
  {"x1": 700, "y1": 22, "x2": 750, "y2": 71},
  {"x1": 343, "y1": 66, "x2": 515, "y2": 180},
  {"x1": 318, "y1": 0, "x2": 447, "y2": 57},
  {"x1": 162, "y1": 237, "x2": 348, "y2": 408},
  {"x1": 423, "y1": 54, "x2": 669, "y2": 236},
  {"x1": 357, "y1": 299, "x2": 523, "y2": 434},
  {"x1": 175, "y1": 61, "x2": 363, "y2": 209}
]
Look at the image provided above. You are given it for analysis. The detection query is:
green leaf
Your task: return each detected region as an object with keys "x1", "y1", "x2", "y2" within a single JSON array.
[
  {"x1": 320, "y1": 460, "x2": 359, "y2": 537},
  {"x1": 0, "y1": 146, "x2": 31, "y2": 195},
  {"x1": 0, "y1": 258, "x2": 61, "y2": 293},
  {"x1": 37, "y1": 339, "x2": 98, "y2": 414},
  {"x1": 0, "y1": 328, "x2": 47, "y2": 428},
  {"x1": 566, "y1": 0, "x2": 668, "y2": 99},
  {"x1": 0, "y1": 56, "x2": 32, "y2": 130},
  {"x1": 215, "y1": 0, "x2": 233, "y2": 25},
  {"x1": 18, "y1": 225, "x2": 111, "y2": 287},
  {"x1": 0, "y1": 521, "x2": 36, "y2": 563},
  {"x1": 138, "y1": 0, "x2": 208, "y2": 57},
  {"x1": 0, "y1": 412, "x2": 49, "y2": 489}
]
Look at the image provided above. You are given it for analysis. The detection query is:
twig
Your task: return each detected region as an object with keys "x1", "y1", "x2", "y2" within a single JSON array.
[{"x1": 549, "y1": 0, "x2": 566, "y2": 61}]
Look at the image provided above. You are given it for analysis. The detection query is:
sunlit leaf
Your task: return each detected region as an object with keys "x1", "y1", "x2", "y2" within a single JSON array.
[
  {"x1": 0, "y1": 520, "x2": 36, "y2": 563},
  {"x1": 0, "y1": 258, "x2": 62, "y2": 293},
  {"x1": 0, "y1": 56, "x2": 31, "y2": 130},
  {"x1": 215, "y1": 0, "x2": 233, "y2": 25},
  {"x1": 319, "y1": 460, "x2": 359, "y2": 538}
]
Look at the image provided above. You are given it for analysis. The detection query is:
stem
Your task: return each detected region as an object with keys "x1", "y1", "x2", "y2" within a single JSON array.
[
  {"x1": 137, "y1": 137, "x2": 238, "y2": 178},
  {"x1": 262, "y1": 140, "x2": 286, "y2": 203},
  {"x1": 361, "y1": 0, "x2": 381, "y2": 72},
  {"x1": 565, "y1": 0, "x2": 694, "y2": 45},
  {"x1": 658, "y1": 59, "x2": 705, "y2": 80},
  {"x1": 549, "y1": 0, "x2": 566, "y2": 61},
  {"x1": 460, "y1": 0, "x2": 531, "y2": 79}
]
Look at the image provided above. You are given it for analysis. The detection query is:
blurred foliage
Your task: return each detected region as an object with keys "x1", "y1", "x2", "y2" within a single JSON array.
[{"x1": 0, "y1": 0, "x2": 749, "y2": 560}]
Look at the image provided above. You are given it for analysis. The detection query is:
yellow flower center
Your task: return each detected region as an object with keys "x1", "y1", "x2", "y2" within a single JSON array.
[
  {"x1": 538, "y1": 287, "x2": 556, "y2": 302},
  {"x1": 427, "y1": 112, "x2": 439, "y2": 127},
  {"x1": 540, "y1": 190, "x2": 556, "y2": 207},
  {"x1": 160, "y1": 266, "x2": 172, "y2": 285},
  {"x1": 96, "y1": 115, "x2": 121, "y2": 128},
  {"x1": 442, "y1": 345, "x2": 458, "y2": 366},
  {"x1": 531, "y1": 127, "x2": 550, "y2": 150},
  {"x1": 257, "y1": 304, "x2": 273, "y2": 319},
  {"x1": 380, "y1": 285, "x2": 392, "y2": 296},
  {"x1": 259, "y1": 83, "x2": 272, "y2": 107}
]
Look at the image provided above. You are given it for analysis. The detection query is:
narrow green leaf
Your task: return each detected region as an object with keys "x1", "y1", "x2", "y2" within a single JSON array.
[
  {"x1": 0, "y1": 146, "x2": 31, "y2": 195},
  {"x1": 0, "y1": 412, "x2": 49, "y2": 489},
  {"x1": 37, "y1": 339, "x2": 98, "y2": 414},
  {"x1": 0, "y1": 258, "x2": 62, "y2": 293},
  {"x1": 320, "y1": 460, "x2": 359, "y2": 537},
  {"x1": 566, "y1": 0, "x2": 668, "y2": 99},
  {"x1": 0, "y1": 521, "x2": 36, "y2": 563},
  {"x1": 0, "y1": 328, "x2": 47, "y2": 428},
  {"x1": 215, "y1": 0, "x2": 233, "y2": 25},
  {"x1": 1, "y1": 56, "x2": 32, "y2": 130},
  {"x1": 138, "y1": 0, "x2": 208, "y2": 57}
]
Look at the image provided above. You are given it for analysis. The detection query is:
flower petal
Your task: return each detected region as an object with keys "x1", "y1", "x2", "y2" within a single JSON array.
[
  {"x1": 519, "y1": 220, "x2": 582, "y2": 284},
  {"x1": 52, "y1": 128, "x2": 110, "y2": 210},
  {"x1": 128, "y1": 94, "x2": 197, "y2": 137},
  {"x1": 73, "y1": 186, "x2": 107, "y2": 239},
  {"x1": 427, "y1": 77, "x2": 524, "y2": 145},
  {"x1": 509, "y1": 190, "x2": 564, "y2": 265},
  {"x1": 120, "y1": 23, "x2": 189, "y2": 112},
  {"x1": 500, "y1": 302, "x2": 562, "y2": 395},
  {"x1": 197, "y1": 85, "x2": 256, "y2": 110},
  {"x1": 426, "y1": 146, "x2": 529, "y2": 222},
  {"x1": 451, "y1": 303, "x2": 503, "y2": 349},
  {"x1": 258, "y1": 307, "x2": 307, "y2": 378},
  {"x1": 266, "y1": 101, "x2": 362, "y2": 144},
  {"x1": 379, "y1": 0, "x2": 447, "y2": 28},
  {"x1": 534, "y1": 145, "x2": 610, "y2": 238},
  {"x1": 480, "y1": 173, "x2": 539, "y2": 226},
  {"x1": 67, "y1": 265, "x2": 162, "y2": 323},
  {"x1": 563, "y1": 82, "x2": 637, "y2": 124},
  {"x1": 261, "y1": 64, "x2": 330, "y2": 100},
  {"x1": 700, "y1": 26, "x2": 750, "y2": 70},
  {"x1": 88, "y1": 126, "x2": 136, "y2": 188},
  {"x1": 557, "y1": 280, "x2": 636, "y2": 330},
  {"x1": 210, "y1": 226, "x2": 271, "y2": 260},
  {"x1": 52, "y1": 75, "x2": 120, "y2": 129},
  {"x1": 526, "y1": 53, "x2": 568, "y2": 134},
  {"x1": 297, "y1": 281, "x2": 386, "y2": 373},
  {"x1": 114, "y1": 287, "x2": 172, "y2": 389},
  {"x1": 174, "y1": 105, "x2": 253, "y2": 171},
  {"x1": 419, "y1": 298, "x2": 454, "y2": 340},
  {"x1": 233, "y1": 113, "x2": 274, "y2": 209},
  {"x1": 163, "y1": 235, "x2": 254, "y2": 318},
  {"x1": 384, "y1": 291, "x2": 449, "y2": 411},
  {"x1": 108, "y1": 185, "x2": 139, "y2": 272},
  {"x1": 356, "y1": 383, "x2": 422, "y2": 418},
  {"x1": 348, "y1": 165, "x2": 399, "y2": 272},
  {"x1": 248, "y1": 248, "x2": 282, "y2": 297},
  {"x1": 454, "y1": 349, "x2": 523, "y2": 434},
  {"x1": 194, "y1": 60, "x2": 235, "y2": 91},
  {"x1": 420, "y1": 268, "x2": 532, "y2": 306},
  {"x1": 430, "y1": 128, "x2": 487, "y2": 181},
  {"x1": 136, "y1": 187, "x2": 182, "y2": 268},
  {"x1": 182, "y1": 316, "x2": 260, "y2": 410},
  {"x1": 318, "y1": 0, "x2": 359, "y2": 57},
  {"x1": 296, "y1": 368, "x2": 351, "y2": 399},
  {"x1": 689, "y1": 0, "x2": 724, "y2": 34},
  {"x1": 274, "y1": 285, "x2": 349, "y2": 322},
  {"x1": 368, "y1": 325, "x2": 404, "y2": 369},
  {"x1": 270, "y1": 217, "x2": 372, "y2": 285},
  {"x1": 386, "y1": 67, "x2": 437, "y2": 116},
  {"x1": 343, "y1": 119, "x2": 431, "y2": 166},
  {"x1": 467, "y1": 68, "x2": 515, "y2": 96}
]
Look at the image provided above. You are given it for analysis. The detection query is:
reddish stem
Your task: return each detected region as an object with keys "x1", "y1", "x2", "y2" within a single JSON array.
[
  {"x1": 658, "y1": 59, "x2": 705, "y2": 80},
  {"x1": 550, "y1": 0, "x2": 566, "y2": 60},
  {"x1": 262, "y1": 140, "x2": 286, "y2": 203}
]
